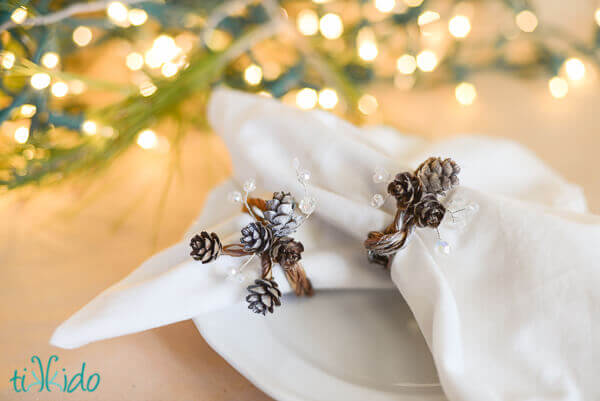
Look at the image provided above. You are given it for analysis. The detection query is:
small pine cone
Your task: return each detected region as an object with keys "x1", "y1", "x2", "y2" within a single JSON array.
[
  {"x1": 264, "y1": 192, "x2": 304, "y2": 237},
  {"x1": 413, "y1": 194, "x2": 446, "y2": 228},
  {"x1": 271, "y1": 237, "x2": 304, "y2": 267},
  {"x1": 387, "y1": 172, "x2": 423, "y2": 209},
  {"x1": 240, "y1": 222, "x2": 273, "y2": 253},
  {"x1": 190, "y1": 232, "x2": 222, "y2": 263},
  {"x1": 246, "y1": 278, "x2": 282, "y2": 315},
  {"x1": 416, "y1": 157, "x2": 460, "y2": 195}
]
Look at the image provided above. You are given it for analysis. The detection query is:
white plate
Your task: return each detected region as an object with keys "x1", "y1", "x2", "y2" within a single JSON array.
[{"x1": 194, "y1": 289, "x2": 447, "y2": 401}]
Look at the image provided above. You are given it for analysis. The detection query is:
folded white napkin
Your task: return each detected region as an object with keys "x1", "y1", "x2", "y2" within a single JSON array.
[{"x1": 52, "y1": 89, "x2": 600, "y2": 401}]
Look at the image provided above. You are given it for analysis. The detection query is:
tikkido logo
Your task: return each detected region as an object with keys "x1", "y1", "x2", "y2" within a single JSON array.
[{"x1": 9, "y1": 355, "x2": 101, "y2": 393}]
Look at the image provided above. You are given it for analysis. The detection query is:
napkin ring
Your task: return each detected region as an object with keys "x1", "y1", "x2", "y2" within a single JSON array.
[
  {"x1": 365, "y1": 157, "x2": 461, "y2": 267},
  {"x1": 190, "y1": 163, "x2": 316, "y2": 315}
]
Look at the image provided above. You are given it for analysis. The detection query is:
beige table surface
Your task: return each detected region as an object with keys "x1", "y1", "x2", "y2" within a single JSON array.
[{"x1": 2, "y1": 65, "x2": 600, "y2": 401}]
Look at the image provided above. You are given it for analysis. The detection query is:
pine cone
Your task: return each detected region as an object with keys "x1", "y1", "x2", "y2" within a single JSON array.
[
  {"x1": 264, "y1": 192, "x2": 303, "y2": 237},
  {"x1": 416, "y1": 157, "x2": 460, "y2": 195},
  {"x1": 246, "y1": 278, "x2": 282, "y2": 315},
  {"x1": 413, "y1": 194, "x2": 446, "y2": 228},
  {"x1": 272, "y1": 237, "x2": 304, "y2": 267},
  {"x1": 387, "y1": 172, "x2": 423, "y2": 209},
  {"x1": 190, "y1": 231, "x2": 222, "y2": 263},
  {"x1": 240, "y1": 222, "x2": 273, "y2": 253}
]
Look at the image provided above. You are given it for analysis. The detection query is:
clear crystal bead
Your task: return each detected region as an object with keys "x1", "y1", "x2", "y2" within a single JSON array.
[
  {"x1": 227, "y1": 190, "x2": 242, "y2": 204},
  {"x1": 435, "y1": 240, "x2": 451, "y2": 255},
  {"x1": 372, "y1": 166, "x2": 390, "y2": 184},
  {"x1": 370, "y1": 193, "x2": 385, "y2": 208},
  {"x1": 228, "y1": 267, "x2": 239, "y2": 277},
  {"x1": 299, "y1": 196, "x2": 317, "y2": 215},
  {"x1": 292, "y1": 157, "x2": 301, "y2": 170},
  {"x1": 243, "y1": 178, "x2": 256, "y2": 193},
  {"x1": 297, "y1": 169, "x2": 311, "y2": 184}
]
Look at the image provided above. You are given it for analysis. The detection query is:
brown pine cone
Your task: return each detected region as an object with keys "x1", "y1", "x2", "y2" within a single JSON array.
[
  {"x1": 190, "y1": 232, "x2": 222, "y2": 263},
  {"x1": 415, "y1": 157, "x2": 460, "y2": 195},
  {"x1": 387, "y1": 172, "x2": 423, "y2": 209},
  {"x1": 271, "y1": 237, "x2": 304, "y2": 267},
  {"x1": 413, "y1": 194, "x2": 446, "y2": 228},
  {"x1": 246, "y1": 278, "x2": 282, "y2": 315},
  {"x1": 240, "y1": 222, "x2": 273, "y2": 253}
]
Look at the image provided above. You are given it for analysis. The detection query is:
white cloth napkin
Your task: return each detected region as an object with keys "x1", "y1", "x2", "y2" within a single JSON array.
[{"x1": 52, "y1": 88, "x2": 600, "y2": 401}]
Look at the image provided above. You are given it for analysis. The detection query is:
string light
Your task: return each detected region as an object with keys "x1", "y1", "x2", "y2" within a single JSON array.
[
  {"x1": 319, "y1": 13, "x2": 343, "y2": 39},
  {"x1": 416, "y1": 50, "x2": 438, "y2": 72},
  {"x1": 82, "y1": 120, "x2": 98, "y2": 135},
  {"x1": 244, "y1": 64, "x2": 263, "y2": 86},
  {"x1": 418, "y1": 11, "x2": 440, "y2": 26},
  {"x1": 126, "y1": 52, "x2": 144, "y2": 71},
  {"x1": 595, "y1": 8, "x2": 600, "y2": 26},
  {"x1": 73, "y1": 26, "x2": 92, "y2": 47},
  {"x1": 128, "y1": 9, "x2": 148, "y2": 26},
  {"x1": 20, "y1": 104, "x2": 37, "y2": 118},
  {"x1": 14, "y1": 127, "x2": 29, "y2": 144},
  {"x1": 107, "y1": 2, "x2": 129, "y2": 25},
  {"x1": 145, "y1": 35, "x2": 180, "y2": 69},
  {"x1": 396, "y1": 54, "x2": 417, "y2": 74},
  {"x1": 139, "y1": 81, "x2": 157, "y2": 97},
  {"x1": 41, "y1": 52, "x2": 60, "y2": 69},
  {"x1": 374, "y1": 0, "x2": 396, "y2": 13},
  {"x1": 448, "y1": 15, "x2": 471, "y2": 38},
  {"x1": 69, "y1": 80, "x2": 86, "y2": 95},
  {"x1": 11, "y1": 7, "x2": 27, "y2": 24},
  {"x1": 455, "y1": 82, "x2": 477, "y2": 105},
  {"x1": 296, "y1": 88, "x2": 318, "y2": 109},
  {"x1": 51, "y1": 81, "x2": 69, "y2": 97},
  {"x1": 1, "y1": 52, "x2": 15, "y2": 69},
  {"x1": 318, "y1": 88, "x2": 338, "y2": 109},
  {"x1": 137, "y1": 129, "x2": 158, "y2": 149},
  {"x1": 516, "y1": 10, "x2": 538, "y2": 32},
  {"x1": 564, "y1": 58, "x2": 585, "y2": 81},
  {"x1": 404, "y1": 0, "x2": 424, "y2": 7},
  {"x1": 297, "y1": 9, "x2": 319, "y2": 36},
  {"x1": 548, "y1": 76, "x2": 568, "y2": 99},
  {"x1": 30, "y1": 73, "x2": 51, "y2": 90},
  {"x1": 161, "y1": 62, "x2": 178, "y2": 77},
  {"x1": 358, "y1": 94, "x2": 378, "y2": 115},
  {"x1": 357, "y1": 28, "x2": 378, "y2": 61}
]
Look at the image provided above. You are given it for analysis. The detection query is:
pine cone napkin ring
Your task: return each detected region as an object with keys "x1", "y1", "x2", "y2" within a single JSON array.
[
  {"x1": 190, "y1": 162, "x2": 317, "y2": 315},
  {"x1": 365, "y1": 157, "x2": 461, "y2": 267}
]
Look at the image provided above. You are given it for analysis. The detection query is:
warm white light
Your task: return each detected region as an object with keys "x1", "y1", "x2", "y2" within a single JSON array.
[
  {"x1": 126, "y1": 52, "x2": 144, "y2": 70},
  {"x1": 375, "y1": 0, "x2": 396, "y2": 13},
  {"x1": 69, "y1": 80, "x2": 86, "y2": 94},
  {"x1": 82, "y1": 120, "x2": 98, "y2": 135},
  {"x1": 51, "y1": 81, "x2": 69, "y2": 97},
  {"x1": 396, "y1": 54, "x2": 417, "y2": 74},
  {"x1": 145, "y1": 35, "x2": 180, "y2": 68},
  {"x1": 516, "y1": 10, "x2": 538, "y2": 32},
  {"x1": 258, "y1": 91, "x2": 272, "y2": 97},
  {"x1": 161, "y1": 62, "x2": 178, "y2": 77},
  {"x1": 14, "y1": 127, "x2": 29, "y2": 144},
  {"x1": 595, "y1": 8, "x2": 600, "y2": 26},
  {"x1": 11, "y1": 7, "x2": 27, "y2": 24},
  {"x1": 404, "y1": 0, "x2": 424, "y2": 7},
  {"x1": 548, "y1": 76, "x2": 568, "y2": 98},
  {"x1": 418, "y1": 11, "x2": 440, "y2": 26},
  {"x1": 73, "y1": 26, "x2": 92, "y2": 47},
  {"x1": 30, "y1": 73, "x2": 51, "y2": 89},
  {"x1": 107, "y1": 2, "x2": 129, "y2": 24},
  {"x1": 318, "y1": 88, "x2": 338, "y2": 109},
  {"x1": 358, "y1": 94, "x2": 378, "y2": 115},
  {"x1": 20, "y1": 104, "x2": 36, "y2": 118},
  {"x1": 416, "y1": 50, "x2": 438, "y2": 72},
  {"x1": 244, "y1": 64, "x2": 263, "y2": 86},
  {"x1": 319, "y1": 13, "x2": 343, "y2": 39},
  {"x1": 297, "y1": 9, "x2": 319, "y2": 36},
  {"x1": 296, "y1": 88, "x2": 318, "y2": 110},
  {"x1": 137, "y1": 129, "x2": 158, "y2": 149},
  {"x1": 139, "y1": 81, "x2": 157, "y2": 97},
  {"x1": 128, "y1": 8, "x2": 148, "y2": 26},
  {"x1": 41, "y1": 52, "x2": 60, "y2": 69},
  {"x1": 1, "y1": 52, "x2": 15, "y2": 69},
  {"x1": 448, "y1": 15, "x2": 471, "y2": 38},
  {"x1": 455, "y1": 82, "x2": 477, "y2": 105},
  {"x1": 358, "y1": 41, "x2": 378, "y2": 61},
  {"x1": 564, "y1": 58, "x2": 585, "y2": 81}
]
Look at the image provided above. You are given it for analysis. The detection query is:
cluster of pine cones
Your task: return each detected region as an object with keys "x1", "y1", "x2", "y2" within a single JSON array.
[
  {"x1": 366, "y1": 157, "x2": 460, "y2": 265},
  {"x1": 190, "y1": 192, "x2": 312, "y2": 315}
]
